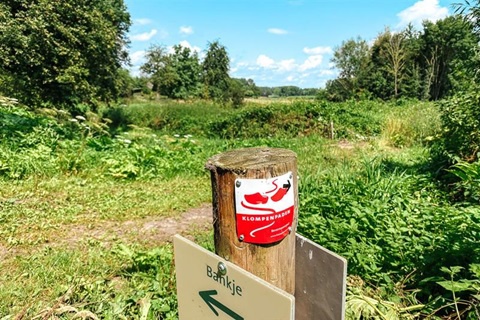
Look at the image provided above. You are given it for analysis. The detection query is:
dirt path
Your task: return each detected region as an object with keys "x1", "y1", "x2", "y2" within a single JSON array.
[
  {"x1": 65, "y1": 203, "x2": 212, "y2": 244},
  {"x1": 0, "y1": 204, "x2": 213, "y2": 260}
]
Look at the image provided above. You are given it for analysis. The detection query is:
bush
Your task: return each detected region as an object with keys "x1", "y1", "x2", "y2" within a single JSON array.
[
  {"x1": 207, "y1": 100, "x2": 384, "y2": 140},
  {"x1": 297, "y1": 156, "x2": 480, "y2": 318},
  {"x1": 438, "y1": 88, "x2": 480, "y2": 162}
]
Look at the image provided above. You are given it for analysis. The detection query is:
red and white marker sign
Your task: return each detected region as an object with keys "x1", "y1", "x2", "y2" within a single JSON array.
[{"x1": 234, "y1": 172, "x2": 295, "y2": 244}]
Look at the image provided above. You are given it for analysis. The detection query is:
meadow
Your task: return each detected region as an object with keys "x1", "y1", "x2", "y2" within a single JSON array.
[{"x1": 0, "y1": 97, "x2": 479, "y2": 319}]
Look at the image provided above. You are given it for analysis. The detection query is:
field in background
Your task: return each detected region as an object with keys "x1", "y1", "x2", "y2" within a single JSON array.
[{"x1": 0, "y1": 97, "x2": 478, "y2": 319}]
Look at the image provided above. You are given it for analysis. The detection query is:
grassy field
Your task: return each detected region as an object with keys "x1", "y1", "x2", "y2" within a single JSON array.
[{"x1": 0, "y1": 98, "x2": 479, "y2": 319}]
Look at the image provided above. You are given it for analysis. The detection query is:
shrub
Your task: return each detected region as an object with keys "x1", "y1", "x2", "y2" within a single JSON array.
[
  {"x1": 207, "y1": 100, "x2": 384, "y2": 140},
  {"x1": 438, "y1": 88, "x2": 480, "y2": 162},
  {"x1": 448, "y1": 159, "x2": 480, "y2": 203}
]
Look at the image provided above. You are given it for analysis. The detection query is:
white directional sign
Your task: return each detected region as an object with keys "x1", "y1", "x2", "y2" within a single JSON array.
[{"x1": 174, "y1": 235, "x2": 295, "y2": 320}]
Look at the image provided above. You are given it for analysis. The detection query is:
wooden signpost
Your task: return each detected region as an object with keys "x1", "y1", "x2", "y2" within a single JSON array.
[
  {"x1": 205, "y1": 147, "x2": 298, "y2": 294},
  {"x1": 174, "y1": 147, "x2": 347, "y2": 319}
]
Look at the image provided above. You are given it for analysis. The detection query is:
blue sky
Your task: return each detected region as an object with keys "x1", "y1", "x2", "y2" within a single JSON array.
[{"x1": 125, "y1": 0, "x2": 458, "y2": 88}]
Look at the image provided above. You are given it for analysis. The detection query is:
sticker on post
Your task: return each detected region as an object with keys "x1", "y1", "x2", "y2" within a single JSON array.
[{"x1": 234, "y1": 172, "x2": 294, "y2": 244}]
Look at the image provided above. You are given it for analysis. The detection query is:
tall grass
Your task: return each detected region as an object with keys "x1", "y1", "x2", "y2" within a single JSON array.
[
  {"x1": 1, "y1": 97, "x2": 479, "y2": 318},
  {"x1": 102, "y1": 100, "x2": 229, "y2": 135},
  {"x1": 380, "y1": 101, "x2": 441, "y2": 148}
]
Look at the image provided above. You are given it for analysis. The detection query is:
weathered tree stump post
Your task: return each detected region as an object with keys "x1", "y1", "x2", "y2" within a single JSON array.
[{"x1": 205, "y1": 147, "x2": 298, "y2": 294}]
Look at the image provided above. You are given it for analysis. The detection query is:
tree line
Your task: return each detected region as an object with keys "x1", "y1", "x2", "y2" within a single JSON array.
[
  {"x1": 0, "y1": 0, "x2": 310, "y2": 110},
  {"x1": 324, "y1": 11, "x2": 480, "y2": 102},
  {"x1": 0, "y1": 0, "x2": 479, "y2": 110},
  {"x1": 129, "y1": 41, "x2": 259, "y2": 105},
  {"x1": 126, "y1": 43, "x2": 320, "y2": 103}
]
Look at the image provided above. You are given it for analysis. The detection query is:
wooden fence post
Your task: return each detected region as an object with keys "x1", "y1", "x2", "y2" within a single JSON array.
[{"x1": 205, "y1": 147, "x2": 298, "y2": 294}]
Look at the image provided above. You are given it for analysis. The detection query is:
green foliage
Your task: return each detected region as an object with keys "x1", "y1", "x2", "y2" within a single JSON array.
[
  {"x1": 346, "y1": 280, "x2": 423, "y2": 319},
  {"x1": 329, "y1": 37, "x2": 371, "y2": 100},
  {"x1": 141, "y1": 44, "x2": 201, "y2": 99},
  {"x1": 107, "y1": 244, "x2": 178, "y2": 319},
  {"x1": 102, "y1": 99, "x2": 386, "y2": 141},
  {"x1": 228, "y1": 78, "x2": 246, "y2": 108},
  {"x1": 0, "y1": 100, "x2": 210, "y2": 180},
  {"x1": 438, "y1": 88, "x2": 480, "y2": 162},
  {"x1": 103, "y1": 100, "x2": 229, "y2": 135},
  {"x1": 0, "y1": 0, "x2": 131, "y2": 109},
  {"x1": 202, "y1": 40, "x2": 231, "y2": 101},
  {"x1": 139, "y1": 41, "x2": 256, "y2": 106},
  {"x1": 234, "y1": 78, "x2": 261, "y2": 98},
  {"x1": 420, "y1": 15, "x2": 479, "y2": 100},
  {"x1": 437, "y1": 265, "x2": 480, "y2": 319},
  {"x1": 326, "y1": 14, "x2": 480, "y2": 102},
  {"x1": 448, "y1": 160, "x2": 480, "y2": 203},
  {"x1": 456, "y1": 0, "x2": 480, "y2": 44},
  {"x1": 297, "y1": 153, "x2": 480, "y2": 318},
  {"x1": 369, "y1": 27, "x2": 409, "y2": 99},
  {"x1": 208, "y1": 100, "x2": 383, "y2": 139},
  {"x1": 259, "y1": 86, "x2": 318, "y2": 97},
  {"x1": 18, "y1": 245, "x2": 178, "y2": 319},
  {"x1": 1, "y1": 98, "x2": 480, "y2": 318},
  {"x1": 380, "y1": 101, "x2": 441, "y2": 148}
]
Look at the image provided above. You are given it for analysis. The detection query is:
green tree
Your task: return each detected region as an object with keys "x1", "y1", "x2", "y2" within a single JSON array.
[
  {"x1": 369, "y1": 28, "x2": 411, "y2": 99},
  {"x1": 400, "y1": 25, "x2": 424, "y2": 99},
  {"x1": 455, "y1": 0, "x2": 480, "y2": 35},
  {"x1": 202, "y1": 40, "x2": 231, "y2": 101},
  {"x1": 382, "y1": 30, "x2": 407, "y2": 98},
  {"x1": 436, "y1": 1, "x2": 480, "y2": 164},
  {"x1": 171, "y1": 45, "x2": 201, "y2": 99},
  {"x1": 302, "y1": 88, "x2": 319, "y2": 96},
  {"x1": 234, "y1": 78, "x2": 260, "y2": 97},
  {"x1": 141, "y1": 44, "x2": 201, "y2": 99},
  {"x1": 329, "y1": 37, "x2": 371, "y2": 100},
  {"x1": 141, "y1": 45, "x2": 171, "y2": 94},
  {"x1": 116, "y1": 69, "x2": 136, "y2": 99},
  {"x1": 419, "y1": 15, "x2": 479, "y2": 100},
  {"x1": 0, "y1": 0, "x2": 131, "y2": 109},
  {"x1": 229, "y1": 78, "x2": 246, "y2": 108}
]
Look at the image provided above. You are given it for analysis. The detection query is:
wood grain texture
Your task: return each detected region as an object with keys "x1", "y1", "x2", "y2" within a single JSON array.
[{"x1": 206, "y1": 147, "x2": 298, "y2": 294}]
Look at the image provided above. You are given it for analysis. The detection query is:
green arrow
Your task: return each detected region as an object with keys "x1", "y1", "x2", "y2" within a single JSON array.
[{"x1": 199, "y1": 290, "x2": 244, "y2": 320}]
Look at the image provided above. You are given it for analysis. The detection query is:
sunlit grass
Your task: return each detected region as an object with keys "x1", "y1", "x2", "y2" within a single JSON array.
[{"x1": 1, "y1": 98, "x2": 478, "y2": 318}]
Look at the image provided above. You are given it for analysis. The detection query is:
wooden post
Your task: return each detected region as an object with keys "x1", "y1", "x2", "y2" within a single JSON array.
[{"x1": 205, "y1": 147, "x2": 298, "y2": 294}]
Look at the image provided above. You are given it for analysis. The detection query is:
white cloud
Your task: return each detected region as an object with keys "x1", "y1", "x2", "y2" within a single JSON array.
[
  {"x1": 299, "y1": 55, "x2": 323, "y2": 71},
  {"x1": 178, "y1": 40, "x2": 201, "y2": 53},
  {"x1": 257, "y1": 55, "x2": 276, "y2": 68},
  {"x1": 180, "y1": 26, "x2": 194, "y2": 35},
  {"x1": 268, "y1": 28, "x2": 289, "y2": 35},
  {"x1": 256, "y1": 55, "x2": 297, "y2": 71},
  {"x1": 130, "y1": 50, "x2": 146, "y2": 65},
  {"x1": 278, "y1": 59, "x2": 297, "y2": 71},
  {"x1": 134, "y1": 18, "x2": 153, "y2": 26},
  {"x1": 319, "y1": 69, "x2": 335, "y2": 76},
  {"x1": 131, "y1": 29, "x2": 158, "y2": 41},
  {"x1": 256, "y1": 53, "x2": 325, "y2": 73},
  {"x1": 303, "y1": 46, "x2": 333, "y2": 55},
  {"x1": 239, "y1": 50, "x2": 336, "y2": 87},
  {"x1": 397, "y1": 0, "x2": 449, "y2": 28}
]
